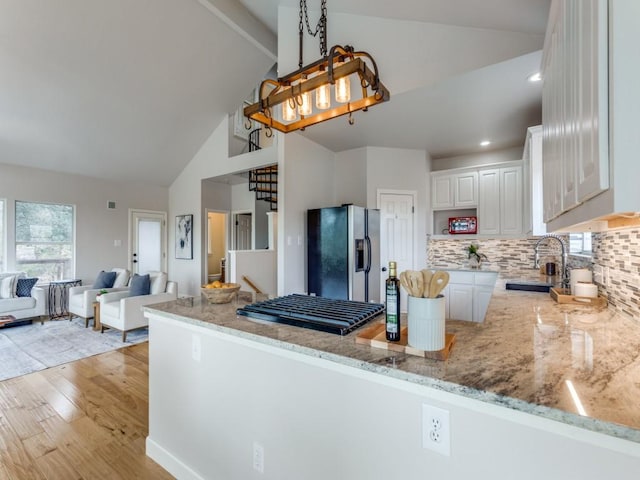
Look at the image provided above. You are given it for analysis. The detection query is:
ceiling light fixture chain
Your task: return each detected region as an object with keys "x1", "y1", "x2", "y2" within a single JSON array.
[
  {"x1": 244, "y1": 0, "x2": 389, "y2": 134},
  {"x1": 302, "y1": 0, "x2": 327, "y2": 57}
]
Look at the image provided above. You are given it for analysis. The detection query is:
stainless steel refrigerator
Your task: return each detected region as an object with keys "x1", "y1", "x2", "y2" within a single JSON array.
[{"x1": 307, "y1": 205, "x2": 381, "y2": 303}]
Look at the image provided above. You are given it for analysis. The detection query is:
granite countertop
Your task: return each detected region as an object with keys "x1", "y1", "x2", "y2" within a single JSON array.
[{"x1": 145, "y1": 269, "x2": 640, "y2": 443}]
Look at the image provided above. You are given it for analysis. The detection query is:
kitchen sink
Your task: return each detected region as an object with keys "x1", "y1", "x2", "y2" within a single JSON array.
[{"x1": 505, "y1": 281, "x2": 554, "y2": 293}]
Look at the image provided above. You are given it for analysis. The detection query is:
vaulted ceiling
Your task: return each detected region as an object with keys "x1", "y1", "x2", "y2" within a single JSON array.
[
  {"x1": 0, "y1": 0, "x2": 550, "y2": 186},
  {"x1": 0, "y1": 0, "x2": 275, "y2": 186}
]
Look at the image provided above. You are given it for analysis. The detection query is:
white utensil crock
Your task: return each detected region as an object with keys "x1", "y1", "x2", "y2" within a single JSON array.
[{"x1": 407, "y1": 295, "x2": 445, "y2": 351}]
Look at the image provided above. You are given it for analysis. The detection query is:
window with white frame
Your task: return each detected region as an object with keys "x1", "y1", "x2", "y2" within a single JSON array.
[
  {"x1": 0, "y1": 199, "x2": 5, "y2": 271},
  {"x1": 569, "y1": 233, "x2": 592, "y2": 256},
  {"x1": 15, "y1": 201, "x2": 75, "y2": 283}
]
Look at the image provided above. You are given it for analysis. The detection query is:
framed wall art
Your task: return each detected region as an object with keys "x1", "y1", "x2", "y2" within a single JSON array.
[{"x1": 175, "y1": 214, "x2": 193, "y2": 259}]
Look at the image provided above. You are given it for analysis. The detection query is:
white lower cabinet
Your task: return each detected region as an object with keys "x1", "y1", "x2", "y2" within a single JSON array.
[
  {"x1": 448, "y1": 283, "x2": 474, "y2": 322},
  {"x1": 472, "y1": 286, "x2": 494, "y2": 324},
  {"x1": 445, "y1": 270, "x2": 497, "y2": 323}
]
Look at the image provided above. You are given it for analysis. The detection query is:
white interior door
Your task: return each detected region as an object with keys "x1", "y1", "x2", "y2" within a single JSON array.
[
  {"x1": 130, "y1": 210, "x2": 167, "y2": 274},
  {"x1": 234, "y1": 213, "x2": 252, "y2": 250},
  {"x1": 378, "y1": 192, "x2": 415, "y2": 311}
]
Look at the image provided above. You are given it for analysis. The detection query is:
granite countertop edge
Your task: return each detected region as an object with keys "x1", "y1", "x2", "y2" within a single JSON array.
[{"x1": 144, "y1": 302, "x2": 640, "y2": 444}]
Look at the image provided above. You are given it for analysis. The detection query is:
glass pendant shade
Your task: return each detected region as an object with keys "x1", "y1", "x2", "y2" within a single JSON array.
[
  {"x1": 315, "y1": 83, "x2": 331, "y2": 109},
  {"x1": 335, "y1": 72, "x2": 351, "y2": 103},
  {"x1": 298, "y1": 91, "x2": 312, "y2": 116},
  {"x1": 282, "y1": 96, "x2": 297, "y2": 121}
]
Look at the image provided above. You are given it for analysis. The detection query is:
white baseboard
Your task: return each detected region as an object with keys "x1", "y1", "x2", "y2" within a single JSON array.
[{"x1": 146, "y1": 436, "x2": 205, "y2": 480}]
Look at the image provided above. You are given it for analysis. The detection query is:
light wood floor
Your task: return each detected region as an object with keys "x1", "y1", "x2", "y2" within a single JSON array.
[{"x1": 0, "y1": 342, "x2": 174, "y2": 479}]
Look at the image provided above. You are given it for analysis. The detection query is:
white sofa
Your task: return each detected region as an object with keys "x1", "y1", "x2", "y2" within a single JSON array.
[
  {"x1": 99, "y1": 271, "x2": 177, "y2": 341},
  {"x1": 0, "y1": 272, "x2": 46, "y2": 324},
  {"x1": 68, "y1": 268, "x2": 131, "y2": 327}
]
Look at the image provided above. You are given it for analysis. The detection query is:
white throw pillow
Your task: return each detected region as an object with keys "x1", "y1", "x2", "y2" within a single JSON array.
[
  {"x1": 112, "y1": 268, "x2": 131, "y2": 288},
  {"x1": 0, "y1": 275, "x2": 18, "y2": 299},
  {"x1": 148, "y1": 271, "x2": 168, "y2": 295}
]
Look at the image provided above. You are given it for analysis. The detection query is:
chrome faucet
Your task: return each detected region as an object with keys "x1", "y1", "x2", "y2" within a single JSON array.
[{"x1": 534, "y1": 235, "x2": 569, "y2": 288}]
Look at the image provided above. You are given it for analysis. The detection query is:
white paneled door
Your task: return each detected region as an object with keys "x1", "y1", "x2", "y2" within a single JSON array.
[
  {"x1": 129, "y1": 210, "x2": 167, "y2": 275},
  {"x1": 378, "y1": 191, "x2": 415, "y2": 311},
  {"x1": 234, "y1": 213, "x2": 252, "y2": 250}
]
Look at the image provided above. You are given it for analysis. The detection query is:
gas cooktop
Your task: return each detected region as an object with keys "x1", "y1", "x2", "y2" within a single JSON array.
[{"x1": 236, "y1": 294, "x2": 385, "y2": 335}]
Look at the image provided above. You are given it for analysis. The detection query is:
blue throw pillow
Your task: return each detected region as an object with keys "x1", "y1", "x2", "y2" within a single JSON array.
[
  {"x1": 16, "y1": 277, "x2": 38, "y2": 297},
  {"x1": 129, "y1": 274, "x2": 151, "y2": 296},
  {"x1": 92, "y1": 270, "x2": 117, "y2": 289}
]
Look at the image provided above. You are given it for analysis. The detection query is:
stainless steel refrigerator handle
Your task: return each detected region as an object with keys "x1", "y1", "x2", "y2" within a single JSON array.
[{"x1": 364, "y1": 236, "x2": 372, "y2": 274}]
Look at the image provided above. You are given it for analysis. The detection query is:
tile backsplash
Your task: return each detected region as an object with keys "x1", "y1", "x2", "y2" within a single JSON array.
[
  {"x1": 427, "y1": 230, "x2": 640, "y2": 319},
  {"x1": 426, "y1": 235, "x2": 570, "y2": 274},
  {"x1": 592, "y1": 229, "x2": 640, "y2": 319}
]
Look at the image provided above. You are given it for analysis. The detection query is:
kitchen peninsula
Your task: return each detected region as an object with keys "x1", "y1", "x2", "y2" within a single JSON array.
[{"x1": 144, "y1": 272, "x2": 640, "y2": 480}]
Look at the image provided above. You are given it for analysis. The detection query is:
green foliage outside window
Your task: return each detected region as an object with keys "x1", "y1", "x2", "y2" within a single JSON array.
[{"x1": 15, "y1": 201, "x2": 74, "y2": 282}]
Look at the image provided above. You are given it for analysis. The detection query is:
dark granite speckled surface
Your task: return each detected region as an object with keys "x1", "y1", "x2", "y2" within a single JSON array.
[{"x1": 145, "y1": 269, "x2": 640, "y2": 443}]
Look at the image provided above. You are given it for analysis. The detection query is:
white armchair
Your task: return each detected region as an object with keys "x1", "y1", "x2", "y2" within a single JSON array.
[
  {"x1": 68, "y1": 268, "x2": 131, "y2": 327},
  {"x1": 99, "y1": 272, "x2": 177, "y2": 341}
]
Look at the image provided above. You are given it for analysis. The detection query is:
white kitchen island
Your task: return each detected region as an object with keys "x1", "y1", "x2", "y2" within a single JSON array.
[{"x1": 144, "y1": 291, "x2": 640, "y2": 480}]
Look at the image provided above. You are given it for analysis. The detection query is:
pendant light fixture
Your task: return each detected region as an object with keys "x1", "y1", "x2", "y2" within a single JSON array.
[{"x1": 243, "y1": 0, "x2": 390, "y2": 136}]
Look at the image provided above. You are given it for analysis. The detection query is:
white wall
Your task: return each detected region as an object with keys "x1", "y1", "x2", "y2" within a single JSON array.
[
  {"x1": 147, "y1": 315, "x2": 640, "y2": 480},
  {"x1": 0, "y1": 163, "x2": 167, "y2": 283},
  {"x1": 169, "y1": 116, "x2": 277, "y2": 296},
  {"x1": 254, "y1": 198, "x2": 271, "y2": 250},
  {"x1": 365, "y1": 147, "x2": 430, "y2": 266},
  {"x1": 431, "y1": 146, "x2": 523, "y2": 171},
  {"x1": 278, "y1": 133, "x2": 335, "y2": 295},
  {"x1": 228, "y1": 249, "x2": 276, "y2": 296},
  {"x1": 334, "y1": 147, "x2": 368, "y2": 206},
  {"x1": 231, "y1": 182, "x2": 253, "y2": 212}
]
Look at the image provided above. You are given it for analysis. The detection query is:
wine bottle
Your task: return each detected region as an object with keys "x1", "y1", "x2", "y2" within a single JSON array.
[{"x1": 385, "y1": 261, "x2": 401, "y2": 342}]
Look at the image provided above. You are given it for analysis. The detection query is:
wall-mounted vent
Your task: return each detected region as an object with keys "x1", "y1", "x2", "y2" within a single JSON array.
[{"x1": 108, "y1": 201, "x2": 116, "y2": 209}]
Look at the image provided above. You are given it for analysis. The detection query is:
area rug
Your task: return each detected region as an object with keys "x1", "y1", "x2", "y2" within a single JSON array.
[{"x1": 0, "y1": 317, "x2": 147, "y2": 381}]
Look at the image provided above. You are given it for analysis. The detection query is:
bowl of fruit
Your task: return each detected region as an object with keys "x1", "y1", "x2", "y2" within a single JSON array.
[{"x1": 201, "y1": 281, "x2": 241, "y2": 304}]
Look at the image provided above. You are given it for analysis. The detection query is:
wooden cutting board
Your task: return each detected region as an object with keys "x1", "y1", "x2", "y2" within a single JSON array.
[
  {"x1": 549, "y1": 287, "x2": 607, "y2": 307},
  {"x1": 355, "y1": 322, "x2": 456, "y2": 361}
]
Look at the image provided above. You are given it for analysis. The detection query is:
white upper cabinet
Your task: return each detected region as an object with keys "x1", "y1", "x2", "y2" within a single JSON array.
[
  {"x1": 477, "y1": 162, "x2": 523, "y2": 235},
  {"x1": 500, "y1": 166, "x2": 523, "y2": 235},
  {"x1": 522, "y1": 126, "x2": 547, "y2": 236},
  {"x1": 454, "y1": 172, "x2": 478, "y2": 208},
  {"x1": 478, "y1": 169, "x2": 500, "y2": 235},
  {"x1": 574, "y1": 0, "x2": 609, "y2": 203},
  {"x1": 542, "y1": 0, "x2": 639, "y2": 231},
  {"x1": 543, "y1": 0, "x2": 609, "y2": 224},
  {"x1": 432, "y1": 175, "x2": 454, "y2": 209},
  {"x1": 431, "y1": 171, "x2": 478, "y2": 210}
]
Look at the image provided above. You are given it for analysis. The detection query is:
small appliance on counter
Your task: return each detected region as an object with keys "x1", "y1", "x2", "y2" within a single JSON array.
[{"x1": 448, "y1": 216, "x2": 477, "y2": 234}]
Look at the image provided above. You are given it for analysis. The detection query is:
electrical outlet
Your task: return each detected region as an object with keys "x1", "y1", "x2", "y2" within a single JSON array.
[
  {"x1": 520, "y1": 253, "x2": 528, "y2": 263},
  {"x1": 191, "y1": 334, "x2": 201, "y2": 362},
  {"x1": 253, "y1": 442, "x2": 264, "y2": 473},
  {"x1": 422, "y1": 404, "x2": 450, "y2": 456}
]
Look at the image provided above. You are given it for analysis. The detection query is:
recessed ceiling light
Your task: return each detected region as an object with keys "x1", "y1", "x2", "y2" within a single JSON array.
[
  {"x1": 480, "y1": 140, "x2": 491, "y2": 147},
  {"x1": 527, "y1": 72, "x2": 542, "y2": 82}
]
